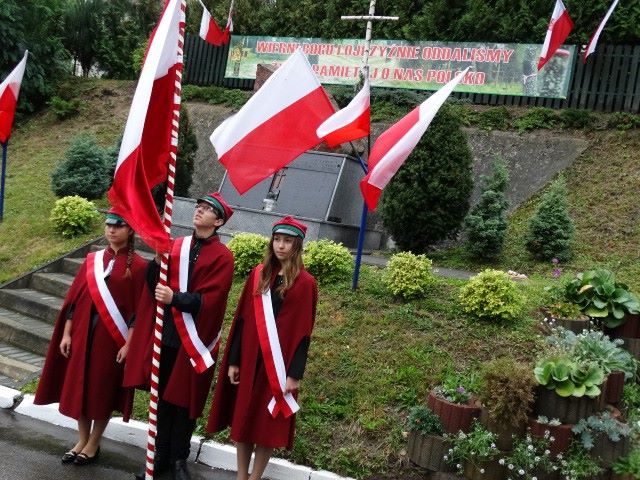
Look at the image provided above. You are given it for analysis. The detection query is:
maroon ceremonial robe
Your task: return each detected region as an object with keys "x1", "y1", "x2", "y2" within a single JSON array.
[
  {"x1": 123, "y1": 235, "x2": 234, "y2": 419},
  {"x1": 207, "y1": 266, "x2": 317, "y2": 449},
  {"x1": 34, "y1": 248, "x2": 146, "y2": 421}
]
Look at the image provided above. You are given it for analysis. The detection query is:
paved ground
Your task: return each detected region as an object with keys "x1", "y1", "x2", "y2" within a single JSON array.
[{"x1": 0, "y1": 409, "x2": 235, "y2": 480}]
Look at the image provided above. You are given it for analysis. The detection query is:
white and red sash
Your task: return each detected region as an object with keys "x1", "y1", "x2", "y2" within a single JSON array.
[
  {"x1": 85, "y1": 250, "x2": 128, "y2": 348},
  {"x1": 169, "y1": 236, "x2": 221, "y2": 374},
  {"x1": 252, "y1": 264, "x2": 300, "y2": 419}
]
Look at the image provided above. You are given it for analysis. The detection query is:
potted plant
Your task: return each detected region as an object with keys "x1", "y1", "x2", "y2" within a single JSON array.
[
  {"x1": 572, "y1": 411, "x2": 632, "y2": 467},
  {"x1": 477, "y1": 357, "x2": 536, "y2": 450},
  {"x1": 528, "y1": 416, "x2": 574, "y2": 458},
  {"x1": 542, "y1": 273, "x2": 592, "y2": 333},
  {"x1": 445, "y1": 421, "x2": 501, "y2": 480},
  {"x1": 406, "y1": 405, "x2": 451, "y2": 472},
  {"x1": 612, "y1": 450, "x2": 640, "y2": 480},
  {"x1": 498, "y1": 431, "x2": 554, "y2": 480},
  {"x1": 533, "y1": 355, "x2": 605, "y2": 424},
  {"x1": 556, "y1": 442, "x2": 604, "y2": 480},
  {"x1": 428, "y1": 370, "x2": 481, "y2": 434}
]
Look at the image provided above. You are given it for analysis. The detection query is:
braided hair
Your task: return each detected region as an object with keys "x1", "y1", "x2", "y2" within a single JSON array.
[{"x1": 124, "y1": 232, "x2": 135, "y2": 279}]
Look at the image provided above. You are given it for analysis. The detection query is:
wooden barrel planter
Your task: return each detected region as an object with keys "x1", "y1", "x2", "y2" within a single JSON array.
[
  {"x1": 406, "y1": 430, "x2": 451, "y2": 472},
  {"x1": 479, "y1": 408, "x2": 525, "y2": 451},
  {"x1": 622, "y1": 338, "x2": 640, "y2": 360},
  {"x1": 604, "y1": 314, "x2": 640, "y2": 339},
  {"x1": 605, "y1": 371, "x2": 625, "y2": 405},
  {"x1": 591, "y1": 433, "x2": 631, "y2": 468},
  {"x1": 534, "y1": 386, "x2": 601, "y2": 425},
  {"x1": 541, "y1": 308, "x2": 591, "y2": 334},
  {"x1": 427, "y1": 390, "x2": 481, "y2": 434},
  {"x1": 463, "y1": 458, "x2": 504, "y2": 480},
  {"x1": 528, "y1": 417, "x2": 574, "y2": 458}
]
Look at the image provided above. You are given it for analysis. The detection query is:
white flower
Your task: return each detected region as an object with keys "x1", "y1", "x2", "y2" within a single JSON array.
[
  {"x1": 532, "y1": 477, "x2": 537, "y2": 480},
  {"x1": 499, "y1": 458, "x2": 505, "y2": 465},
  {"x1": 508, "y1": 464, "x2": 514, "y2": 470},
  {"x1": 448, "y1": 448, "x2": 453, "y2": 454},
  {"x1": 549, "y1": 436, "x2": 555, "y2": 442},
  {"x1": 534, "y1": 456, "x2": 540, "y2": 462},
  {"x1": 544, "y1": 449, "x2": 550, "y2": 455},
  {"x1": 480, "y1": 469, "x2": 485, "y2": 474},
  {"x1": 527, "y1": 445, "x2": 534, "y2": 451},
  {"x1": 519, "y1": 469, "x2": 525, "y2": 475},
  {"x1": 443, "y1": 455, "x2": 448, "y2": 460},
  {"x1": 491, "y1": 443, "x2": 496, "y2": 449}
]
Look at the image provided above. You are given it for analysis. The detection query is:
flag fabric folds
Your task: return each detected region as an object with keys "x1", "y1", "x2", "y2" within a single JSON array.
[
  {"x1": 538, "y1": 0, "x2": 574, "y2": 71},
  {"x1": 0, "y1": 51, "x2": 28, "y2": 144},
  {"x1": 583, "y1": 0, "x2": 619, "y2": 63},
  {"x1": 108, "y1": 0, "x2": 184, "y2": 252},
  {"x1": 316, "y1": 77, "x2": 370, "y2": 148},
  {"x1": 360, "y1": 68, "x2": 469, "y2": 212},
  {"x1": 198, "y1": 0, "x2": 232, "y2": 46},
  {"x1": 210, "y1": 48, "x2": 336, "y2": 194}
]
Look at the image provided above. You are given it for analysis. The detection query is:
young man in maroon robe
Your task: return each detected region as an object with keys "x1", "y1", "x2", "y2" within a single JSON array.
[
  {"x1": 35, "y1": 209, "x2": 147, "y2": 466},
  {"x1": 125, "y1": 192, "x2": 234, "y2": 480},
  {"x1": 207, "y1": 216, "x2": 318, "y2": 480}
]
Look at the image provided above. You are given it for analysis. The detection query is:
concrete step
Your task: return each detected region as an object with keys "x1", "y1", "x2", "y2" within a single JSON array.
[
  {"x1": 30, "y1": 272, "x2": 75, "y2": 298},
  {"x1": 60, "y1": 257, "x2": 84, "y2": 276},
  {"x1": 0, "y1": 306, "x2": 53, "y2": 356},
  {"x1": 0, "y1": 340, "x2": 43, "y2": 382},
  {"x1": 0, "y1": 289, "x2": 63, "y2": 324}
]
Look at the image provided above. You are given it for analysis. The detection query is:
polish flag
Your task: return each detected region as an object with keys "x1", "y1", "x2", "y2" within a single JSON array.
[
  {"x1": 108, "y1": 0, "x2": 184, "y2": 252},
  {"x1": 583, "y1": 0, "x2": 619, "y2": 63},
  {"x1": 361, "y1": 68, "x2": 469, "y2": 211},
  {"x1": 538, "y1": 0, "x2": 574, "y2": 71},
  {"x1": 317, "y1": 77, "x2": 370, "y2": 148},
  {"x1": 0, "y1": 51, "x2": 28, "y2": 144},
  {"x1": 210, "y1": 48, "x2": 336, "y2": 194},
  {"x1": 199, "y1": 0, "x2": 232, "y2": 46}
]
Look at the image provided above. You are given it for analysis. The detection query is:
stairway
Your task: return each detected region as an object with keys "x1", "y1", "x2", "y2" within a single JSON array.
[{"x1": 0, "y1": 239, "x2": 154, "y2": 390}]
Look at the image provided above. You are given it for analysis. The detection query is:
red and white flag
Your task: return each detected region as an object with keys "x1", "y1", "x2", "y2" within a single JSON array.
[
  {"x1": 210, "y1": 48, "x2": 336, "y2": 194},
  {"x1": 316, "y1": 76, "x2": 370, "y2": 147},
  {"x1": 0, "y1": 51, "x2": 28, "y2": 144},
  {"x1": 583, "y1": 0, "x2": 619, "y2": 63},
  {"x1": 108, "y1": 0, "x2": 184, "y2": 252},
  {"x1": 538, "y1": 0, "x2": 574, "y2": 71},
  {"x1": 198, "y1": 0, "x2": 232, "y2": 46},
  {"x1": 360, "y1": 68, "x2": 469, "y2": 211}
]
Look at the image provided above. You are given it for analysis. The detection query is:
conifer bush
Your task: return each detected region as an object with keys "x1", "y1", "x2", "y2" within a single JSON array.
[
  {"x1": 380, "y1": 105, "x2": 473, "y2": 253},
  {"x1": 459, "y1": 269, "x2": 524, "y2": 322},
  {"x1": 228, "y1": 233, "x2": 270, "y2": 277},
  {"x1": 525, "y1": 176, "x2": 574, "y2": 262},
  {"x1": 50, "y1": 196, "x2": 100, "y2": 238},
  {"x1": 51, "y1": 133, "x2": 110, "y2": 199},
  {"x1": 303, "y1": 239, "x2": 352, "y2": 285},
  {"x1": 464, "y1": 158, "x2": 509, "y2": 258},
  {"x1": 383, "y1": 251, "x2": 435, "y2": 300}
]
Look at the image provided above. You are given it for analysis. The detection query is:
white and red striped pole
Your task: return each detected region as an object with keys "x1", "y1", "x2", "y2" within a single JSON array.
[{"x1": 145, "y1": 2, "x2": 187, "y2": 479}]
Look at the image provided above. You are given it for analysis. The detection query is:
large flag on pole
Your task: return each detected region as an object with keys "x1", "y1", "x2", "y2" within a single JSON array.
[
  {"x1": 538, "y1": 0, "x2": 574, "y2": 71},
  {"x1": 360, "y1": 68, "x2": 469, "y2": 211},
  {"x1": 316, "y1": 76, "x2": 370, "y2": 148},
  {"x1": 210, "y1": 48, "x2": 336, "y2": 194},
  {"x1": 198, "y1": 0, "x2": 232, "y2": 46},
  {"x1": 0, "y1": 51, "x2": 28, "y2": 144},
  {"x1": 583, "y1": 0, "x2": 619, "y2": 63},
  {"x1": 108, "y1": 0, "x2": 184, "y2": 252}
]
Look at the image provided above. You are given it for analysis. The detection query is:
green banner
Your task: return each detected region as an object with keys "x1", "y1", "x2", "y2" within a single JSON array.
[{"x1": 225, "y1": 36, "x2": 575, "y2": 99}]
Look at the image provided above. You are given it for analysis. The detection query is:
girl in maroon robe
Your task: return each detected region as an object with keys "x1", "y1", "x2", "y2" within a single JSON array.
[
  {"x1": 34, "y1": 210, "x2": 146, "y2": 466},
  {"x1": 207, "y1": 216, "x2": 318, "y2": 480}
]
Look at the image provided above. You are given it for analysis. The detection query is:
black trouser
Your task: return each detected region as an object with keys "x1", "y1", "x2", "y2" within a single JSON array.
[{"x1": 157, "y1": 345, "x2": 196, "y2": 462}]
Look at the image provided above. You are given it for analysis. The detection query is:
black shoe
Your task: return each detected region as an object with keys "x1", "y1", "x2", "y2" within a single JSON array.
[
  {"x1": 133, "y1": 455, "x2": 170, "y2": 479},
  {"x1": 171, "y1": 459, "x2": 191, "y2": 480},
  {"x1": 74, "y1": 446, "x2": 100, "y2": 466},
  {"x1": 61, "y1": 450, "x2": 78, "y2": 464}
]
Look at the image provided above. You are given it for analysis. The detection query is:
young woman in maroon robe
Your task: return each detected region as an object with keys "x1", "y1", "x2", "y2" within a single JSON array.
[
  {"x1": 34, "y1": 209, "x2": 147, "y2": 466},
  {"x1": 207, "y1": 216, "x2": 318, "y2": 480}
]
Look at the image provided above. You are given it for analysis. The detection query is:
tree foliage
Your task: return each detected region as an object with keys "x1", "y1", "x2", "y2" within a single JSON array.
[{"x1": 380, "y1": 104, "x2": 473, "y2": 253}]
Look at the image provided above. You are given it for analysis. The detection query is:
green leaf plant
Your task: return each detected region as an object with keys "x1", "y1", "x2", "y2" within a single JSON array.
[{"x1": 534, "y1": 356, "x2": 605, "y2": 398}]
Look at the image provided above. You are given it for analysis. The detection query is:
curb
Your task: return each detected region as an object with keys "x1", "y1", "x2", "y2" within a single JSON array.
[{"x1": 2, "y1": 389, "x2": 353, "y2": 480}]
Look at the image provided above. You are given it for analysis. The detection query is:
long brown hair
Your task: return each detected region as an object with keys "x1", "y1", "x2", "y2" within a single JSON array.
[
  {"x1": 256, "y1": 236, "x2": 303, "y2": 297},
  {"x1": 124, "y1": 232, "x2": 135, "y2": 278}
]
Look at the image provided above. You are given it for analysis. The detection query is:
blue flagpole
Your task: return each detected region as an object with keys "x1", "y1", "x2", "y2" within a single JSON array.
[
  {"x1": 0, "y1": 141, "x2": 7, "y2": 222},
  {"x1": 351, "y1": 147, "x2": 369, "y2": 291}
]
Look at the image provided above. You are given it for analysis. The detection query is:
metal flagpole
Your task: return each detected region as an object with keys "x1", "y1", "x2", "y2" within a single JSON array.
[
  {"x1": 145, "y1": 2, "x2": 187, "y2": 479},
  {"x1": 342, "y1": 0, "x2": 398, "y2": 290},
  {"x1": 0, "y1": 141, "x2": 8, "y2": 222}
]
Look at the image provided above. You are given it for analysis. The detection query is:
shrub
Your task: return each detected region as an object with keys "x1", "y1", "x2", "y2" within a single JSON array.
[
  {"x1": 407, "y1": 405, "x2": 444, "y2": 436},
  {"x1": 303, "y1": 239, "x2": 353, "y2": 285},
  {"x1": 48, "y1": 96, "x2": 81, "y2": 120},
  {"x1": 51, "y1": 133, "x2": 110, "y2": 199},
  {"x1": 559, "y1": 108, "x2": 595, "y2": 130},
  {"x1": 50, "y1": 196, "x2": 100, "y2": 238},
  {"x1": 181, "y1": 85, "x2": 250, "y2": 110},
  {"x1": 557, "y1": 442, "x2": 604, "y2": 479},
  {"x1": 459, "y1": 269, "x2": 524, "y2": 322},
  {"x1": 477, "y1": 106, "x2": 511, "y2": 130},
  {"x1": 383, "y1": 251, "x2": 435, "y2": 300},
  {"x1": 607, "y1": 112, "x2": 640, "y2": 131},
  {"x1": 380, "y1": 104, "x2": 473, "y2": 252},
  {"x1": 514, "y1": 107, "x2": 559, "y2": 132},
  {"x1": 613, "y1": 450, "x2": 640, "y2": 477},
  {"x1": 525, "y1": 176, "x2": 574, "y2": 262},
  {"x1": 464, "y1": 157, "x2": 509, "y2": 258},
  {"x1": 227, "y1": 233, "x2": 269, "y2": 277}
]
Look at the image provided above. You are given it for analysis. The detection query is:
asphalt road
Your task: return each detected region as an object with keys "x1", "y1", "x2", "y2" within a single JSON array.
[{"x1": 0, "y1": 409, "x2": 235, "y2": 480}]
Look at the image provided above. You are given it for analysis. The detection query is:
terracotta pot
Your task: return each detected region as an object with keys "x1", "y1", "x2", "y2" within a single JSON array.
[
  {"x1": 479, "y1": 407, "x2": 526, "y2": 451},
  {"x1": 427, "y1": 390, "x2": 481, "y2": 434},
  {"x1": 605, "y1": 371, "x2": 625, "y2": 405},
  {"x1": 591, "y1": 432, "x2": 631, "y2": 468},
  {"x1": 406, "y1": 430, "x2": 452, "y2": 472},
  {"x1": 534, "y1": 386, "x2": 601, "y2": 425},
  {"x1": 605, "y1": 314, "x2": 640, "y2": 339},
  {"x1": 528, "y1": 417, "x2": 573, "y2": 458},
  {"x1": 463, "y1": 458, "x2": 504, "y2": 480}
]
